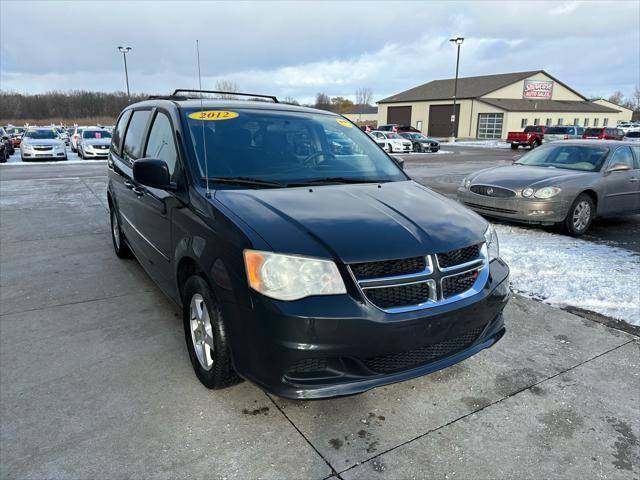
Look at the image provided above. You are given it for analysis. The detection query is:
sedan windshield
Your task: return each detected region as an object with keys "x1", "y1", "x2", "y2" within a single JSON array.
[
  {"x1": 182, "y1": 109, "x2": 406, "y2": 186},
  {"x1": 24, "y1": 129, "x2": 57, "y2": 139},
  {"x1": 82, "y1": 130, "x2": 111, "y2": 139},
  {"x1": 514, "y1": 144, "x2": 609, "y2": 171}
]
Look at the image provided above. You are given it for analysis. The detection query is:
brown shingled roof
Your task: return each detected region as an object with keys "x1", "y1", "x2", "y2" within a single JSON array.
[
  {"x1": 478, "y1": 98, "x2": 620, "y2": 113},
  {"x1": 378, "y1": 70, "x2": 587, "y2": 104}
]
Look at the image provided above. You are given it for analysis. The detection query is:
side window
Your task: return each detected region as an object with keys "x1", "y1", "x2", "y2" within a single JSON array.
[
  {"x1": 609, "y1": 147, "x2": 635, "y2": 169},
  {"x1": 122, "y1": 110, "x2": 151, "y2": 164},
  {"x1": 111, "y1": 110, "x2": 131, "y2": 154},
  {"x1": 630, "y1": 146, "x2": 640, "y2": 169},
  {"x1": 145, "y1": 112, "x2": 178, "y2": 175}
]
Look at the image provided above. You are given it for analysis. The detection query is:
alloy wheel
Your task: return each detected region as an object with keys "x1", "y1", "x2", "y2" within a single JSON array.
[
  {"x1": 111, "y1": 210, "x2": 120, "y2": 250},
  {"x1": 189, "y1": 293, "x2": 215, "y2": 370},
  {"x1": 572, "y1": 201, "x2": 591, "y2": 232}
]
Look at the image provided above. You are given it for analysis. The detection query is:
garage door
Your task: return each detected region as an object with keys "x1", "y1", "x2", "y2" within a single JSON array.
[
  {"x1": 428, "y1": 104, "x2": 460, "y2": 137},
  {"x1": 387, "y1": 106, "x2": 412, "y2": 126},
  {"x1": 477, "y1": 113, "x2": 504, "y2": 139}
]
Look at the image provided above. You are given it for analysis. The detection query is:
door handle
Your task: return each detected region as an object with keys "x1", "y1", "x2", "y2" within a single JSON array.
[
  {"x1": 630, "y1": 177, "x2": 639, "y2": 183},
  {"x1": 132, "y1": 186, "x2": 145, "y2": 196},
  {"x1": 124, "y1": 180, "x2": 134, "y2": 189}
]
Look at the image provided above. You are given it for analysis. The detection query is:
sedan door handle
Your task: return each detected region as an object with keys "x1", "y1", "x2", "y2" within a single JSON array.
[
  {"x1": 124, "y1": 180, "x2": 134, "y2": 189},
  {"x1": 630, "y1": 177, "x2": 639, "y2": 183}
]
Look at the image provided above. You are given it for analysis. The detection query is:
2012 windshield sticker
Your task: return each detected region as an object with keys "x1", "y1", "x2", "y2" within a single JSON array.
[
  {"x1": 336, "y1": 118, "x2": 352, "y2": 128},
  {"x1": 188, "y1": 111, "x2": 239, "y2": 121}
]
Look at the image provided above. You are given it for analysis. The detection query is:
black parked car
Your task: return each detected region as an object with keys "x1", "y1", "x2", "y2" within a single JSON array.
[
  {"x1": 400, "y1": 132, "x2": 441, "y2": 153},
  {"x1": 0, "y1": 127, "x2": 14, "y2": 161},
  {"x1": 107, "y1": 90, "x2": 510, "y2": 399}
]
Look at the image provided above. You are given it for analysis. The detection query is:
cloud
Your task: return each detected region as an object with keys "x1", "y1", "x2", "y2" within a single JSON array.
[{"x1": 1, "y1": 1, "x2": 638, "y2": 101}]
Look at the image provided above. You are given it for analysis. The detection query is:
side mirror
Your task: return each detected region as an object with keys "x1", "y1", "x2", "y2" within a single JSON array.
[
  {"x1": 2, "y1": 136, "x2": 8, "y2": 141},
  {"x1": 390, "y1": 155, "x2": 405, "y2": 170},
  {"x1": 133, "y1": 158, "x2": 175, "y2": 190},
  {"x1": 606, "y1": 163, "x2": 631, "y2": 173},
  {"x1": 512, "y1": 154, "x2": 522, "y2": 163}
]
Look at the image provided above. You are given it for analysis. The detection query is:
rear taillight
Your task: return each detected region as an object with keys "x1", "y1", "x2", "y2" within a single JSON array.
[{"x1": 526, "y1": 133, "x2": 531, "y2": 139}]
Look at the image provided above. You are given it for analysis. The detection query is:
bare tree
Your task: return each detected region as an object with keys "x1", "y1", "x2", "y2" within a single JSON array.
[
  {"x1": 633, "y1": 85, "x2": 640, "y2": 111},
  {"x1": 607, "y1": 90, "x2": 624, "y2": 106},
  {"x1": 355, "y1": 87, "x2": 373, "y2": 108},
  {"x1": 214, "y1": 80, "x2": 240, "y2": 99},
  {"x1": 315, "y1": 92, "x2": 332, "y2": 111},
  {"x1": 282, "y1": 96, "x2": 300, "y2": 105}
]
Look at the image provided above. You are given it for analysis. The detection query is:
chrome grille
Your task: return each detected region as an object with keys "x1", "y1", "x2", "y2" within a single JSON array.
[
  {"x1": 349, "y1": 244, "x2": 488, "y2": 313},
  {"x1": 470, "y1": 185, "x2": 516, "y2": 198},
  {"x1": 351, "y1": 256, "x2": 426, "y2": 280},
  {"x1": 364, "y1": 281, "x2": 435, "y2": 309},
  {"x1": 437, "y1": 244, "x2": 481, "y2": 269}
]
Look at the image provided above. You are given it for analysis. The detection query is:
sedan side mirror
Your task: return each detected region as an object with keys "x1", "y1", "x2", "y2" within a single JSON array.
[
  {"x1": 390, "y1": 155, "x2": 405, "y2": 170},
  {"x1": 606, "y1": 163, "x2": 631, "y2": 173},
  {"x1": 133, "y1": 158, "x2": 176, "y2": 190}
]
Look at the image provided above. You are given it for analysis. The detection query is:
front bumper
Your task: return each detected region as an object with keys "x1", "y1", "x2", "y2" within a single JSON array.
[
  {"x1": 82, "y1": 148, "x2": 109, "y2": 158},
  {"x1": 457, "y1": 188, "x2": 569, "y2": 224},
  {"x1": 222, "y1": 259, "x2": 510, "y2": 399},
  {"x1": 392, "y1": 143, "x2": 412, "y2": 152},
  {"x1": 21, "y1": 150, "x2": 66, "y2": 160}
]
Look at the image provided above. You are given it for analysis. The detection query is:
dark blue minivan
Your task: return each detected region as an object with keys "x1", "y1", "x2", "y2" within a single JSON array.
[{"x1": 107, "y1": 90, "x2": 510, "y2": 399}]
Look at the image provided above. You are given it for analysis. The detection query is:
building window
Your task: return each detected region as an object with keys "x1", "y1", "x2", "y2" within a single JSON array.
[
  {"x1": 557, "y1": 118, "x2": 564, "y2": 125},
  {"x1": 534, "y1": 118, "x2": 540, "y2": 125},
  {"x1": 521, "y1": 118, "x2": 528, "y2": 128},
  {"x1": 477, "y1": 113, "x2": 504, "y2": 139},
  {"x1": 416, "y1": 120, "x2": 423, "y2": 131},
  {"x1": 584, "y1": 118, "x2": 589, "y2": 127},
  {"x1": 593, "y1": 118, "x2": 599, "y2": 127},
  {"x1": 603, "y1": 118, "x2": 609, "y2": 126},
  {"x1": 545, "y1": 118, "x2": 552, "y2": 126},
  {"x1": 573, "y1": 118, "x2": 579, "y2": 125}
]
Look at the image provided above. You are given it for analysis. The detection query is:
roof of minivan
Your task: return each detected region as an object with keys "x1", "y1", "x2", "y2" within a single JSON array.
[{"x1": 130, "y1": 98, "x2": 337, "y2": 116}]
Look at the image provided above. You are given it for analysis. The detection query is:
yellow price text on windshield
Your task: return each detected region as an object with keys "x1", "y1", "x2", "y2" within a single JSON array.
[
  {"x1": 336, "y1": 118, "x2": 353, "y2": 128},
  {"x1": 188, "y1": 110, "x2": 239, "y2": 121}
]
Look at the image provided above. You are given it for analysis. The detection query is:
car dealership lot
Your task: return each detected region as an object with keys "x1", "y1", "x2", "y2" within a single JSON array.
[{"x1": 1, "y1": 150, "x2": 638, "y2": 479}]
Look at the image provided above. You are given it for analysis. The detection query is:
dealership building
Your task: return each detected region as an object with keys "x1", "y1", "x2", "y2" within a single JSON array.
[{"x1": 377, "y1": 70, "x2": 633, "y2": 139}]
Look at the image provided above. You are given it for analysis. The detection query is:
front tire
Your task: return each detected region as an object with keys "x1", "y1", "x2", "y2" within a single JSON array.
[
  {"x1": 560, "y1": 193, "x2": 594, "y2": 236},
  {"x1": 110, "y1": 206, "x2": 133, "y2": 258},
  {"x1": 182, "y1": 276, "x2": 240, "y2": 389},
  {"x1": 413, "y1": 142, "x2": 422, "y2": 153},
  {"x1": 511, "y1": 143, "x2": 519, "y2": 150}
]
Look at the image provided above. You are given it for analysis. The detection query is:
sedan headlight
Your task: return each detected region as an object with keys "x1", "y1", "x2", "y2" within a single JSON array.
[
  {"x1": 244, "y1": 250, "x2": 346, "y2": 301},
  {"x1": 484, "y1": 225, "x2": 500, "y2": 261},
  {"x1": 461, "y1": 177, "x2": 471, "y2": 189},
  {"x1": 22, "y1": 143, "x2": 33, "y2": 151},
  {"x1": 522, "y1": 187, "x2": 534, "y2": 197},
  {"x1": 533, "y1": 186, "x2": 562, "y2": 199}
]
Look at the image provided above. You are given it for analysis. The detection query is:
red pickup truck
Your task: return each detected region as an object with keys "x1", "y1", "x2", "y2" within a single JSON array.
[{"x1": 507, "y1": 125, "x2": 545, "y2": 150}]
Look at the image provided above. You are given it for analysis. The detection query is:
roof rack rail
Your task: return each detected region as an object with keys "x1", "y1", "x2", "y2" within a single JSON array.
[{"x1": 171, "y1": 89, "x2": 279, "y2": 103}]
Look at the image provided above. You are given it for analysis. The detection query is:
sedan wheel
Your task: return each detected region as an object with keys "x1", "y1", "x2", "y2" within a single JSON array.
[
  {"x1": 561, "y1": 193, "x2": 594, "y2": 236},
  {"x1": 413, "y1": 143, "x2": 422, "y2": 153}
]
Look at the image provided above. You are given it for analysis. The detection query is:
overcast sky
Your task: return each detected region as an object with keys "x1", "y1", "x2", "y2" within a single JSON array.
[{"x1": 1, "y1": 0, "x2": 638, "y2": 104}]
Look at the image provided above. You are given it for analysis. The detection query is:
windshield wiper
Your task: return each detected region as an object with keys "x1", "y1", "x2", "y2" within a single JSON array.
[
  {"x1": 204, "y1": 176, "x2": 286, "y2": 188},
  {"x1": 286, "y1": 177, "x2": 390, "y2": 186}
]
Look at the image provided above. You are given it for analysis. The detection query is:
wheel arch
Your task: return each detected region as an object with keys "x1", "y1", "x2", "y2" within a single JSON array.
[{"x1": 579, "y1": 189, "x2": 599, "y2": 213}]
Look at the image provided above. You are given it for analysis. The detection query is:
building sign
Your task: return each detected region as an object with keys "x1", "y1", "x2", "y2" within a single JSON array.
[{"x1": 523, "y1": 80, "x2": 554, "y2": 99}]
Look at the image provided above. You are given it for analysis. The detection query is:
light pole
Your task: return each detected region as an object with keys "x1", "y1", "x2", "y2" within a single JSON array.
[
  {"x1": 449, "y1": 37, "x2": 464, "y2": 142},
  {"x1": 117, "y1": 46, "x2": 132, "y2": 98}
]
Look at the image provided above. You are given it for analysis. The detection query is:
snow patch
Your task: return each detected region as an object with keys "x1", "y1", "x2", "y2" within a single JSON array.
[
  {"x1": 496, "y1": 224, "x2": 640, "y2": 325},
  {"x1": 441, "y1": 140, "x2": 511, "y2": 149}
]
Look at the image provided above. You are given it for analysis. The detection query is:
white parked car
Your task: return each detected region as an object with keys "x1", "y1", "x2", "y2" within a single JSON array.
[
  {"x1": 623, "y1": 131, "x2": 640, "y2": 142},
  {"x1": 77, "y1": 128, "x2": 112, "y2": 159},
  {"x1": 20, "y1": 127, "x2": 67, "y2": 161},
  {"x1": 370, "y1": 131, "x2": 412, "y2": 153},
  {"x1": 70, "y1": 125, "x2": 88, "y2": 152}
]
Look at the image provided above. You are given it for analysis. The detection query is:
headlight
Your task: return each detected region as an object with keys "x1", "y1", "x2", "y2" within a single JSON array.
[
  {"x1": 23, "y1": 143, "x2": 33, "y2": 150},
  {"x1": 484, "y1": 225, "x2": 500, "y2": 261},
  {"x1": 534, "y1": 186, "x2": 562, "y2": 199},
  {"x1": 244, "y1": 250, "x2": 346, "y2": 301},
  {"x1": 522, "y1": 187, "x2": 534, "y2": 197},
  {"x1": 461, "y1": 177, "x2": 471, "y2": 189}
]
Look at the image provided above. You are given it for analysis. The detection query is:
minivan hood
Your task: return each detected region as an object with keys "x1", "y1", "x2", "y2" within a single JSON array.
[
  {"x1": 215, "y1": 180, "x2": 486, "y2": 263},
  {"x1": 470, "y1": 165, "x2": 588, "y2": 189}
]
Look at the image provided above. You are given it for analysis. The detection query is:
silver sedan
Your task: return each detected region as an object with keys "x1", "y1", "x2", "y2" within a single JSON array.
[{"x1": 457, "y1": 140, "x2": 640, "y2": 235}]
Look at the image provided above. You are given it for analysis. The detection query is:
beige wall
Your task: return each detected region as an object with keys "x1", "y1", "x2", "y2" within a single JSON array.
[
  {"x1": 482, "y1": 72, "x2": 584, "y2": 101},
  {"x1": 501, "y1": 111, "x2": 622, "y2": 138},
  {"x1": 592, "y1": 99, "x2": 632, "y2": 122},
  {"x1": 378, "y1": 99, "x2": 505, "y2": 138}
]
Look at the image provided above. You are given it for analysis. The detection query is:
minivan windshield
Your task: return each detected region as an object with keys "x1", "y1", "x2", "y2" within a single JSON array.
[
  {"x1": 182, "y1": 109, "x2": 406, "y2": 186},
  {"x1": 514, "y1": 144, "x2": 609, "y2": 171}
]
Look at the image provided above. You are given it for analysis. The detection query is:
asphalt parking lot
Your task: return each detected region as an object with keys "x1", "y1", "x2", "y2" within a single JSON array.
[{"x1": 0, "y1": 150, "x2": 638, "y2": 479}]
